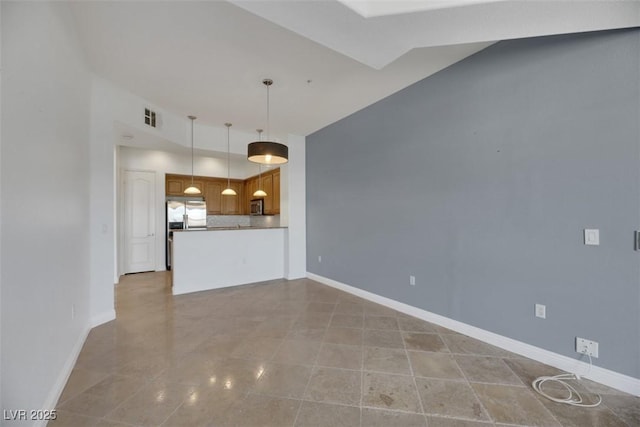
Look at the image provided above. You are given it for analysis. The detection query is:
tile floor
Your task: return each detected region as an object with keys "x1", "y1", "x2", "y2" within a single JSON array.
[{"x1": 51, "y1": 272, "x2": 639, "y2": 426}]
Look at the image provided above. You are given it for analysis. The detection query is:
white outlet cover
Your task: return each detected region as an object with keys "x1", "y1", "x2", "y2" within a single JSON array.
[
  {"x1": 584, "y1": 229, "x2": 599, "y2": 246},
  {"x1": 535, "y1": 304, "x2": 546, "y2": 319},
  {"x1": 576, "y1": 337, "x2": 599, "y2": 358}
]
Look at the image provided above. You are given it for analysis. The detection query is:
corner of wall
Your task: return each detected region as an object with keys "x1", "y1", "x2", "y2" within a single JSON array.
[
  {"x1": 35, "y1": 324, "x2": 91, "y2": 427},
  {"x1": 91, "y1": 309, "x2": 116, "y2": 328},
  {"x1": 284, "y1": 134, "x2": 307, "y2": 279}
]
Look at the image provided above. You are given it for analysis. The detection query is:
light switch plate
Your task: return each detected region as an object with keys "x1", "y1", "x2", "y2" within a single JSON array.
[{"x1": 584, "y1": 229, "x2": 599, "y2": 246}]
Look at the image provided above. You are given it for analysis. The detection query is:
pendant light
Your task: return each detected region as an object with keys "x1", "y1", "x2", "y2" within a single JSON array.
[
  {"x1": 184, "y1": 115, "x2": 201, "y2": 195},
  {"x1": 248, "y1": 79, "x2": 288, "y2": 165},
  {"x1": 253, "y1": 129, "x2": 267, "y2": 198},
  {"x1": 221, "y1": 123, "x2": 237, "y2": 196}
]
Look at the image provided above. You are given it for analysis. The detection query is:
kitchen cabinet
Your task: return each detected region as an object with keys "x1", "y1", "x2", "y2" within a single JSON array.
[
  {"x1": 262, "y1": 173, "x2": 273, "y2": 214},
  {"x1": 166, "y1": 174, "x2": 203, "y2": 196},
  {"x1": 166, "y1": 177, "x2": 185, "y2": 196},
  {"x1": 168, "y1": 170, "x2": 278, "y2": 216},
  {"x1": 243, "y1": 168, "x2": 280, "y2": 215},
  {"x1": 222, "y1": 181, "x2": 243, "y2": 215},
  {"x1": 245, "y1": 176, "x2": 258, "y2": 209},
  {"x1": 205, "y1": 179, "x2": 243, "y2": 215},
  {"x1": 204, "y1": 180, "x2": 223, "y2": 215},
  {"x1": 272, "y1": 170, "x2": 280, "y2": 214}
]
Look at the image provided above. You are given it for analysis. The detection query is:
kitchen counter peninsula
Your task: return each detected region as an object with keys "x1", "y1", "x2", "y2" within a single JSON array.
[{"x1": 171, "y1": 226, "x2": 286, "y2": 295}]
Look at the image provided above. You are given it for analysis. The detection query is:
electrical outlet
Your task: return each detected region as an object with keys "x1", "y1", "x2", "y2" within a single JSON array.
[
  {"x1": 576, "y1": 337, "x2": 599, "y2": 358},
  {"x1": 318, "y1": 255, "x2": 322, "y2": 263},
  {"x1": 71, "y1": 304, "x2": 75, "y2": 320},
  {"x1": 584, "y1": 229, "x2": 599, "y2": 246},
  {"x1": 409, "y1": 275, "x2": 416, "y2": 286},
  {"x1": 535, "y1": 304, "x2": 546, "y2": 319}
]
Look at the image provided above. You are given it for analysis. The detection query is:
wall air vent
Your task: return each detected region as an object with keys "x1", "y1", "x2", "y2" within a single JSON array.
[{"x1": 144, "y1": 108, "x2": 157, "y2": 128}]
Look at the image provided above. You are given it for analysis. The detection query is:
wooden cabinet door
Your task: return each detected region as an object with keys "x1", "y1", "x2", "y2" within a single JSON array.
[
  {"x1": 185, "y1": 179, "x2": 204, "y2": 195},
  {"x1": 166, "y1": 177, "x2": 184, "y2": 196},
  {"x1": 222, "y1": 181, "x2": 242, "y2": 215},
  {"x1": 272, "y1": 170, "x2": 280, "y2": 214},
  {"x1": 262, "y1": 173, "x2": 274, "y2": 214},
  {"x1": 246, "y1": 176, "x2": 258, "y2": 209},
  {"x1": 204, "y1": 180, "x2": 223, "y2": 214}
]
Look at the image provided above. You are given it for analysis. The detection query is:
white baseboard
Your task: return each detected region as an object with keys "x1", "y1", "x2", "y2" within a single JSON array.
[
  {"x1": 91, "y1": 309, "x2": 116, "y2": 327},
  {"x1": 35, "y1": 325, "x2": 91, "y2": 427},
  {"x1": 307, "y1": 272, "x2": 640, "y2": 397}
]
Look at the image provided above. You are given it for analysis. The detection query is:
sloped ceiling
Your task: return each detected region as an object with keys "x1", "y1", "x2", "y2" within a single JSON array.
[{"x1": 71, "y1": 0, "x2": 639, "y2": 138}]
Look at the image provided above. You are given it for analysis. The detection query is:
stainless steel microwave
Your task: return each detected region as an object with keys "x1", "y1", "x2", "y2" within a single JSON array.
[{"x1": 250, "y1": 199, "x2": 263, "y2": 215}]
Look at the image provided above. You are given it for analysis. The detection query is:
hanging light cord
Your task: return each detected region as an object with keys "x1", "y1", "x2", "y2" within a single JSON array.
[
  {"x1": 226, "y1": 123, "x2": 231, "y2": 187},
  {"x1": 531, "y1": 352, "x2": 602, "y2": 407},
  {"x1": 257, "y1": 129, "x2": 263, "y2": 189},
  {"x1": 266, "y1": 82, "x2": 270, "y2": 140},
  {"x1": 190, "y1": 116, "x2": 195, "y2": 186}
]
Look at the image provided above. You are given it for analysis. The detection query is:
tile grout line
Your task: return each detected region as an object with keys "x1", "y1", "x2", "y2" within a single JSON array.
[
  {"x1": 360, "y1": 319, "x2": 365, "y2": 427},
  {"x1": 290, "y1": 299, "x2": 337, "y2": 426},
  {"x1": 401, "y1": 325, "x2": 429, "y2": 425},
  {"x1": 491, "y1": 357, "x2": 566, "y2": 427},
  {"x1": 448, "y1": 341, "x2": 500, "y2": 425},
  {"x1": 61, "y1": 276, "x2": 638, "y2": 427}
]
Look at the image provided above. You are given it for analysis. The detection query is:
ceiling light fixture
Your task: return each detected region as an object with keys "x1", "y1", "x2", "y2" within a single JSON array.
[
  {"x1": 253, "y1": 129, "x2": 268, "y2": 198},
  {"x1": 248, "y1": 79, "x2": 288, "y2": 165},
  {"x1": 184, "y1": 115, "x2": 201, "y2": 195},
  {"x1": 222, "y1": 123, "x2": 237, "y2": 196}
]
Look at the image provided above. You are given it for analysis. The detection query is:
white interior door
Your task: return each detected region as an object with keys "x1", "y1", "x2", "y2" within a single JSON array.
[{"x1": 124, "y1": 170, "x2": 156, "y2": 273}]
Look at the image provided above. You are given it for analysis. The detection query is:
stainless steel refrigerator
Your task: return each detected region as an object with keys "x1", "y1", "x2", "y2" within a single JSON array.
[{"x1": 166, "y1": 197, "x2": 207, "y2": 269}]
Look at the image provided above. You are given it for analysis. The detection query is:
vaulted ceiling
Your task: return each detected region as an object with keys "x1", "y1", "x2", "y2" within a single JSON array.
[{"x1": 70, "y1": 1, "x2": 640, "y2": 138}]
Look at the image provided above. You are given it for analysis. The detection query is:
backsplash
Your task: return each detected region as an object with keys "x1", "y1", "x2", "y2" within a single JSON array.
[
  {"x1": 206, "y1": 215, "x2": 250, "y2": 227},
  {"x1": 206, "y1": 215, "x2": 280, "y2": 228},
  {"x1": 250, "y1": 215, "x2": 280, "y2": 228}
]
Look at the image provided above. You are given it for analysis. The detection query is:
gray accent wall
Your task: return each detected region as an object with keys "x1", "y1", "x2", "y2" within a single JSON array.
[{"x1": 306, "y1": 29, "x2": 640, "y2": 378}]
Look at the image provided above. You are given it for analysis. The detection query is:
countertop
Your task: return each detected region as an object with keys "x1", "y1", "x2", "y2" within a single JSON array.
[{"x1": 173, "y1": 226, "x2": 287, "y2": 232}]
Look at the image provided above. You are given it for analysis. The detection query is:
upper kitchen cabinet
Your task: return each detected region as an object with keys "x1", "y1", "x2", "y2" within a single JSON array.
[
  {"x1": 204, "y1": 180, "x2": 223, "y2": 215},
  {"x1": 262, "y1": 173, "x2": 274, "y2": 214},
  {"x1": 204, "y1": 179, "x2": 244, "y2": 215},
  {"x1": 167, "y1": 170, "x2": 277, "y2": 215},
  {"x1": 272, "y1": 169, "x2": 280, "y2": 215},
  {"x1": 166, "y1": 177, "x2": 184, "y2": 195},
  {"x1": 244, "y1": 168, "x2": 280, "y2": 215},
  {"x1": 166, "y1": 174, "x2": 203, "y2": 196},
  {"x1": 222, "y1": 181, "x2": 243, "y2": 215},
  {"x1": 245, "y1": 176, "x2": 258, "y2": 209}
]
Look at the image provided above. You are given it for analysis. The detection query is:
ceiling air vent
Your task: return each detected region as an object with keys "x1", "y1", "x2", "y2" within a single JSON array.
[{"x1": 144, "y1": 108, "x2": 158, "y2": 128}]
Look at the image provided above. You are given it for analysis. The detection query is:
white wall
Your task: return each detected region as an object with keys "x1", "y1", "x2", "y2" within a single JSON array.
[
  {"x1": 89, "y1": 77, "x2": 117, "y2": 326},
  {"x1": 283, "y1": 134, "x2": 307, "y2": 279},
  {"x1": 0, "y1": 0, "x2": 4, "y2": 412},
  {"x1": 1, "y1": 1, "x2": 92, "y2": 422}
]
